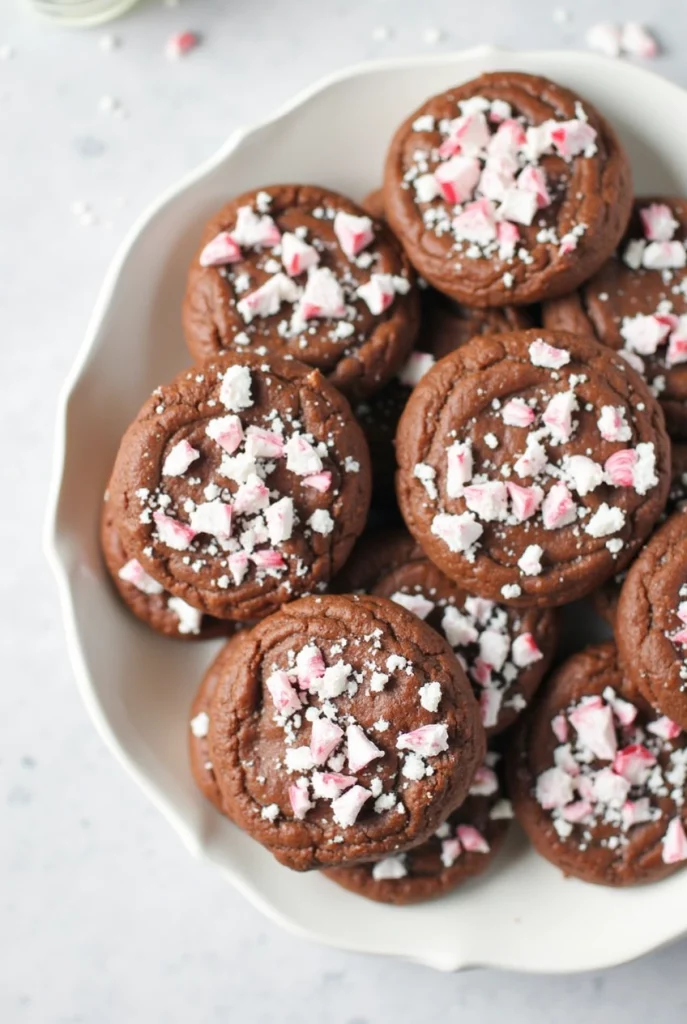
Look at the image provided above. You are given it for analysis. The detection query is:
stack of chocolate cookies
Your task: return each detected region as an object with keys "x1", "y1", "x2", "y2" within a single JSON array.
[{"x1": 103, "y1": 71, "x2": 687, "y2": 900}]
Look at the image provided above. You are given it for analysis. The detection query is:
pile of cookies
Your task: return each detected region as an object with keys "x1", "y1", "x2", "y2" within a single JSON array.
[{"x1": 103, "y1": 71, "x2": 687, "y2": 902}]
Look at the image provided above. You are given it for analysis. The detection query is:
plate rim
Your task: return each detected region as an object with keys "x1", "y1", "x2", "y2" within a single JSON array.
[{"x1": 44, "y1": 44, "x2": 687, "y2": 974}]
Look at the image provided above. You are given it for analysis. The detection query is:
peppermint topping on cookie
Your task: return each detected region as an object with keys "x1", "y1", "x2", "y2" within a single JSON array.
[
  {"x1": 198, "y1": 191, "x2": 411, "y2": 357},
  {"x1": 405, "y1": 95, "x2": 597, "y2": 265},
  {"x1": 535, "y1": 688, "x2": 687, "y2": 859}
]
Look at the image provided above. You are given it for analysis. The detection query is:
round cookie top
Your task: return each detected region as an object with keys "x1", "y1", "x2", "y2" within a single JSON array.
[
  {"x1": 617, "y1": 509, "x2": 687, "y2": 730},
  {"x1": 101, "y1": 492, "x2": 233, "y2": 640},
  {"x1": 183, "y1": 184, "x2": 420, "y2": 398},
  {"x1": 108, "y1": 352, "x2": 371, "y2": 621},
  {"x1": 396, "y1": 328, "x2": 671, "y2": 607},
  {"x1": 335, "y1": 530, "x2": 558, "y2": 734},
  {"x1": 206, "y1": 594, "x2": 485, "y2": 870},
  {"x1": 383, "y1": 72, "x2": 632, "y2": 307},
  {"x1": 324, "y1": 749, "x2": 512, "y2": 904},
  {"x1": 543, "y1": 198, "x2": 687, "y2": 438},
  {"x1": 509, "y1": 642, "x2": 687, "y2": 886}
]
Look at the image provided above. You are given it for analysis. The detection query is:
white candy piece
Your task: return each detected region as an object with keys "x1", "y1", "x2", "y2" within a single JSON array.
[
  {"x1": 398, "y1": 351, "x2": 435, "y2": 387},
  {"x1": 585, "y1": 22, "x2": 622, "y2": 58},
  {"x1": 372, "y1": 856, "x2": 407, "y2": 881},
  {"x1": 237, "y1": 273, "x2": 300, "y2": 323},
  {"x1": 118, "y1": 559, "x2": 164, "y2": 595},
  {"x1": 391, "y1": 591, "x2": 434, "y2": 620},
  {"x1": 431, "y1": 512, "x2": 483, "y2": 554},
  {"x1": 264, "y1": 496, "x2": 294, "y2": 545},
  {"x1": 162, "y1": 439, "x2": 200, "y2": 477},
  {"x1": 168, "y1": 597, "x2": 202, "y2": 635},
  {"x1": 357, "y1": 273, "x2": 396, "y2": 315},
  {"x1": 298, "y1": 266, "x2": 346, "y2": 319},
  {"x1": 333, "y1": 211, "x2": 374, "y2": 259},
  {"x1": 220, "y1": 365, "x2": 253, "y2": 412},
  {"x1": 446, "y1": 441, "x2": 473, "y2": 497},
  {"x1": 230, "y1": 205, "x2": 280, "y2": 248},
  {"x1": 281, "y1": 232, "x2": 320, "y2": 277},
  {"x1": 331, "y1": 785, "x2": 372, "y2": 828}
]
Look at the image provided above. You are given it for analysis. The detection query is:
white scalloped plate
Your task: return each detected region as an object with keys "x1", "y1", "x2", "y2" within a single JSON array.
[{"x1": 45, "y1": 47, "x2": 687, "y2": 973}]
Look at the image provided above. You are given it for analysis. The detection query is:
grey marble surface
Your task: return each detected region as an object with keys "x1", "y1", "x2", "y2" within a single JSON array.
[{"x1": 4, "y1": 0, "x2": 687, "y2": 1020}]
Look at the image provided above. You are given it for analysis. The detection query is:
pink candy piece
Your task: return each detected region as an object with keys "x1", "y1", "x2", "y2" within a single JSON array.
[
  {"x1": 206, "y1": 414, "x2": 244, "y2": 454},
  {"x1": 496, "y1": 220, "x2": 520, "y2": 260},
  {"x1": 541, "y1": 483, "x2": 577, "y2": 530},
  {"x1": 281, "y1": 232, "x2": 319, "y2": 277},
  {"x1": 542, "y1": 390, "x2": 577, "y2": 443},
  {"x1": 288, "y1": 785, "x2": 312, "y2": 820},
  {"x1": 298, "y1": 266, "x2": 347, "y2": 319},
  {"x1": 603, "y1": 688, "x2": 638, "y2": 728},
  {"x1": 479, "y1": 686, "x2": 503, "y2": 730},
  {"x1": 529, "y1": 338, "x2": 571, "y2": 369},
  {"x1": 536, "y1": 766, "x2": 574, "y2": 810},
  {"x1": 662, "y1": 817, "x2": 687, "y2": 864},
  {"x1": 621, "y1": 797, "x2": 653, "y2": 830},
  {"x1": 434, "y1": 155, "x2": 481, "y2": 204},
  {"x1": 456, "y1": 824, "x2": 490, "y2": 854},
  {"x1": 463, "y1": 481, "x2": 509, "y2": 522},
  {"x1": 431, "y1": 511, "x2": 483, "y2": 553},
  {"x1": 153, "y1": 511, "x2": 196, "y2": 551},
  {"x1": 231, "y1": 205, "x2": 281, "y2": 249},
  {"x1": 452, "y1": 197, "x2": 497, "y2": 246},
  {"x1": 228, "y1": 550, "x2": 249, "y2": 586},
  {"x1": 441, "y1": 837, "x2": 462, "y2": 867},
  {"x1": 438, "y1": 111, "x2": 490, "y2": 159},
  {"x1": 640, "y1": 202, "x2": 678, "y2": 242},
  {"x1": 518, "y1": 165, "x2": 552, "y2": 209},
  {"x1": 189, "y1": 500, "x2": 233, "y2": 541},
  {"x1": 561, "y1": 799, "x2": 593, "y2": 824},
  {"x1": 502, "y1": 398, "x2": 534, "y2": 428},
  {"x1": 489, "y1": 119, "x2": 526, "y2": 158},
  {"x1": 398, "y1": 351, "x2": 435, "y2": 388},
  {"x1": 166, "y1": 30, "x2": 199, "y2": 59},
  {"x1": 302, "y1": 471, "x2": 332, "y2": 494},
  {"x1": 446, "y1": 440, "x2": 473, "y2": 498},
  {"x1": 356, "y1": 274, "x2": 395, "y2": 315},
  {"x1": 331, "y1": 785, "x2": 372, "y2": 828},
  {"x1": 514, "y1": 436, "x2": 547, "y2": 479},
  {"x1": 647, "y1": 716, "x2": 682, "y2": 741},
  {"x1": 507, "y1": 482, "x2": 543, "y2": 522},
  {"x1": 311, "y1": 772, "x2": 357, "y2": 800},
  {"x1": 118, "y1": 559, "x2": 164, "y2": 595},
  {"x1": 666, "y1": 319, "x2": 687, "y2": 368},
  {"x1": 237, "y1": 273, "x2": 299, "y2": 322},
  {"x1": 266, "y1": 670, "x2": 301, "y2": 717},
  {"x1": 251, "y1": 548, "x2": 286, "y2": 570},
  {"x1": 612, "y1": 743, "x2": 656, "y2": 785},
  {"x1": 295, "y1": 643, "x2": 326, "y2": 690},
  {"x1": 551, "y1": 713, "x2": 569, "y2": 744},
  {"x1": 245, "y1": 426, "x2": 284, "y2": 459},
  {"x1": 471, "y1": 658, "x2": 492, "y2": 688},
  {"x1": 469, "y1": 765, "x2": 499, "y2": 797},
  {"x1": 678, "y1": 602, "x2": 687, "y2": 624},
  {"x1": 621, "y1": 23, "x2": 659, "y2": 60},
  {"x1": 671, "y1": 626, "x2": 687, "y2": 647},
  {"x1": 597, "y1": 406, "x2": 631, "y2": 443},
  {"x1": 604, "y1": 449, "x2": 637, "y2": 488},
  {"x1": 199, "y1": 231, "x2": 241, "y2": 267},
  {"x1": 264, "y1": 496, "x2": 294, "y2": 545},
  {"x1": 333, "y1": 211, "x2": 374, "y2": 259},
  {"x1": 479, "y1": 158, "x2": 516, "y2": 204},
  {"x1": 550, "y1": 120, "x2": 597, "y2": 159},
  {"x1": 284, "y1": 434, "x2": 323, "y2": 476},
  {"x1": 310, "y1": 718, "x2": 344, "y2": 765},
  {"x1": 346, "y1": 724, "x2": 384, "y2": 774},
  {"x1": 511, "y1": 632, "x2": 543, "y2": 668},
  {"x1": 397, "y1": 723, "x2": 448, "y2": 758},
  {"x1": 569, "y1": 697, "x2": 617, "y2": 761},
  {"x1": 233, "y1": 476, "x2": 270, "y2": 515},
  {"x1": 620, "y1": 313, "x2": 672, "y2": 356},
  {"x1": 162, "y1": 439, "x2": 200, "y2": 478}
]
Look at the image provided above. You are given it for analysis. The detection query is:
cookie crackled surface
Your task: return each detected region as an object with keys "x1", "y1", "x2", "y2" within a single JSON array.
[
  {"x1": 395, "y1": 328, "x2": 671, "y2": 607},
  {"x1": 197, "y1": 594, "x2": 485, "y2": 870},
  {"x1": 183, "y1": 184, "x2": 420, "y2": 398},
  {"x1": 108, "y1": 352, "x2": 371, "y2": 621},
  {"x1": 383, "y1": 72, "x2": 632, "y2": 307}
]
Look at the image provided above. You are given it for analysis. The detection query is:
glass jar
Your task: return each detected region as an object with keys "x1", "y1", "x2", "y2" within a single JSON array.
[{"x1": 27, "y1": 0, "x2": 140, "y2": 26}]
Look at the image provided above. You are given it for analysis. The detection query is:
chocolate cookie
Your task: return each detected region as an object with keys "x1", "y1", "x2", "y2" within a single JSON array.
[
  {"x1": 335, "y1": 530, "x2": 558, "y2": 734},
  {"x1": 189, "y1": 645, "x2": 232, "y2": 811},
  {"x1": 101, "y1": 491, "x2": 233, "y2": 640},
  {"x1": 324, "y1": 750, "x2": 512, "y2": 903},
  {"x1": 544, "y1": 199, "x2": 687, "y2": 438},
  {"x1": 593, "y1": 444, "x2": 687, "y2": 627},
  {"x1": 617, "y1": 509, "x2": 687, "y2": 729},
  {"x1": 361, "y1": 188, "x2": 386, "y2": 220},
  {"x1": 182, "y1": 184, "x2": 420, "y2": 398},
  {"x1": 355, "y1": 290, "x2": 532, "y2": 502},
  {"x1": 203, "y1": 594, "x2": 485, "y2": 870},
  {"x1": 509, "y1": 642, "x2": 687, "y2": 886},
  {"x1": 108, "y1": 352, "x2": 371, "y2": 621},
  {"x1": 383, "y1": 72, "x2": 632, "y2": 307},
  {"x1": 396, "y1": 329, "x2": 671, "y2": 607}
]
